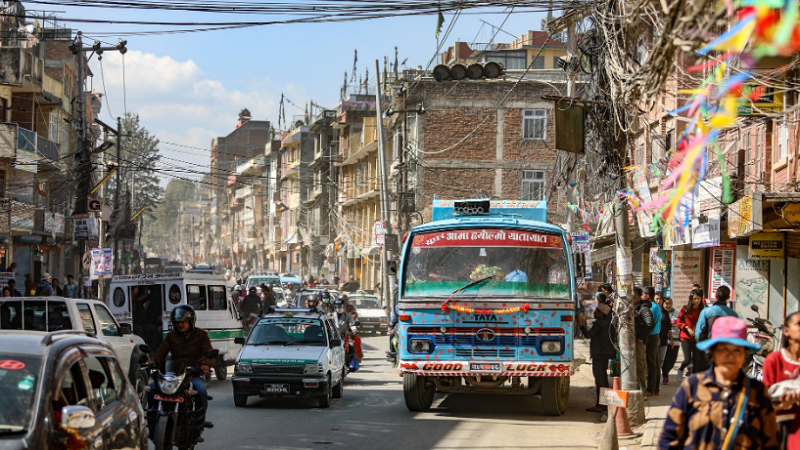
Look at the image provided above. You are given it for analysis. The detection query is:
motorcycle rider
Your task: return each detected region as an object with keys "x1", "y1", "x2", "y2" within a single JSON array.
[
  {"x1": 388, "y1": 303, "x2": 400, "y2": 353},
  {"x1": 147, "y1": 305, "x2": 213, "y2": 442},
  {"x1": 238, "y1": 286, "x2": 263, "y2": 333},
  {"x1": 319, "y1": 290, "x2": 334, "y2": 314},
  {"x1": 333, "y1": 297, "x2": 363, "y2": 361}
]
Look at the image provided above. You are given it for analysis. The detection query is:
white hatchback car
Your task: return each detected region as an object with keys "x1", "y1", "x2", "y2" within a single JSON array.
[{"x1": 231, "y1": 309, "x2": 346, "y2": 408}]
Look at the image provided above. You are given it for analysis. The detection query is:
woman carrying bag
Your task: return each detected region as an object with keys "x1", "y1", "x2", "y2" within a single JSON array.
[{"x1": 658, "y1": 316, "x2": 779, "y2": 450}]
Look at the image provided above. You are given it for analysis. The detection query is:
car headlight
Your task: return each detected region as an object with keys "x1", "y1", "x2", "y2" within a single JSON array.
[
  {"x1": 379, "y1": 317, "x2": 387, "y2": 322},
  {"x1": 304, "y1": 363, "x2": 323, "y2": 374},
  {"x1": 540, "y1": 340, "x2": 562, "y2": 354},
  {"x1": 157, "y1": 373, "x2": 185, "y2": 395},
  {"x1": 236, "y1": 362, "x2": 253, "y2": 374},
  {"x1": 409, "y1": 339, "x2": 432, "y2": 353}
]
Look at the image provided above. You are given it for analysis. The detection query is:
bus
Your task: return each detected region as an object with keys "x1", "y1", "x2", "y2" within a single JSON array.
[{"x1": 397, "y1": 199, "x2": 583, "y2": 415}]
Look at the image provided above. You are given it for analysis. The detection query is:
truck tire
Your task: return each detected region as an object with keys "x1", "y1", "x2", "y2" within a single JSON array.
[
  {"x1": 403, "y1": 374, "x2": 435, "y2": 412},
  {"x1": 332, "y1": 368, "x2": 345, "y2": 399},
  {"x1": 214, "y1": 364, "x2": 228, "y2": 381},
  {"x1": 317, "y1": 374, "x2": 332, "y2": 408},
  {"x1": 541, "y1": 376, "x2": 569, "y2": 416},
  {"x1": 233, "y1": 394, "x2": 248, "y2": 407}
]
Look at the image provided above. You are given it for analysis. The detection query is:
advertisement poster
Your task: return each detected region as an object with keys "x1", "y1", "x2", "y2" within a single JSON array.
[
  {"x1": 749, "y1": 232, "x2": 785, "y2": 260},
  {"x1": 570, "y1": 231, "x2": 592, "y2": 280},
  {"x1": 735, "y1": 245, "x2": 770, "y2": 321},
  {"x1": 73, "y1": 213, "x2": 98, "y2": 240},
  {"x1": 709, "y1": 242, "x2": 736, "y2": 300},
  {"x1": 692, "y1": 214, "x2": 721, "y2": 249},
  {"x1": 649, "y1": 247, "x2": 668, "y2": 273},
  {"x1": 90, "y1": 248, "x2": 113, "y2": 280},
  {"x1": 671, "y1": 250, "x2": 704, "y2": 310}
]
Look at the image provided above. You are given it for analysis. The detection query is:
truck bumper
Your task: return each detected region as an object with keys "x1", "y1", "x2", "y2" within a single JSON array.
[{"x1": 397, "y1": 360, "x2": 574, "y2": 377}]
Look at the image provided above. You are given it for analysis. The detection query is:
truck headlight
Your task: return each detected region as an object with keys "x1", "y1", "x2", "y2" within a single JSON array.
[
  {"x1": 157, "y1": 373, "x2": 184, "y2": 395},
  {"x1": 540, "y1": 340, "x2": 562, "y2": 354},
  {"x1": 304, "y1": 363, "x2": 323, "y2": 374},
  {"x1": 236, "y1": 362, "x2": 253, "y2": 374},
  {"x1": 409, "y1": 339, "x2": 432, "y2": 353}
]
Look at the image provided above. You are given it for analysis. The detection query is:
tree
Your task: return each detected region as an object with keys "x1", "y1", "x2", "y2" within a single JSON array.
[
  {"x1": 143, "y1": 178, "x2": 196, "y2": 254},
  {"x1": 109, "y1": 113, "x2": 163, "y2": 216}
]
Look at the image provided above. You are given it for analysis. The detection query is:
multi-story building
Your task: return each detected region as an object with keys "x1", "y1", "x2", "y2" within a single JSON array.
[{"x1": 276, "y1": 124, "x2": 314, "y2": 275}]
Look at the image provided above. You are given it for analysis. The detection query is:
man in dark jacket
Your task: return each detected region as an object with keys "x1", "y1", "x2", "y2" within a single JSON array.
[
  {"x1": 578, "y1": 298, "x2": 616, "y2": 412},
  {"x1": 238, "y1": 287, "x2": 263, "y2": 334},
  {"x1": 643, "y1": 286, "x2": 662, "y2": 396},
  {"x1": 260, "y1": 284, "x2": 277, "y2": 309},
  {"x1": 633, "y1": 286, "x2": 655, "y2": 393}
]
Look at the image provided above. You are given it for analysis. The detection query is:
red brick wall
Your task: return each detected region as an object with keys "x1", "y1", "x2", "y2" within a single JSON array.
[{"x1": 423, "y1": 106, "x2": 496, "y2": 161}]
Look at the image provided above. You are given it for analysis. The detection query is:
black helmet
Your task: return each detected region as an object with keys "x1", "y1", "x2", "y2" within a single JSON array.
[
  {"x1": 333, "y1": 297, "x2": 346, "y2": 313},
  {"x1": 171, "y1": 305, "x2": 196, "y2": 330},
  {"x1": 249, "y1": 286, "x2": 257, "y2": 293}
]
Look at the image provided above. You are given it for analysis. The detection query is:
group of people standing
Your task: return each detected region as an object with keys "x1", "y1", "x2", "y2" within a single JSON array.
[{"x1": 1, "y1": 266, "x2": 79, "y2": 298}]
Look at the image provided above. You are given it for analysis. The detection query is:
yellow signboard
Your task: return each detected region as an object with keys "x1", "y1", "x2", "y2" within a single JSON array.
[
  {"x1": 749, "y1": 232, "x2": 785, "y2": 260},
  {"x1": 728, "y1": 194, "x2": 763, "y2": 238},
  {"x1": 738, "y1": 83, "x2": 784, "y2": 115}
]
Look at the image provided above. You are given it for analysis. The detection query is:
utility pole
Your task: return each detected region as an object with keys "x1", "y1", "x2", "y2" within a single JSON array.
[
  {"x1": 192, "y1": 215, "x2": 196, "y2": 266},
  {"x1": 114, "y1": 116, "x2": 122, "y2": 274},
  {"x1": 374, "y1": 59, "x2": 395, "y2": 308}
]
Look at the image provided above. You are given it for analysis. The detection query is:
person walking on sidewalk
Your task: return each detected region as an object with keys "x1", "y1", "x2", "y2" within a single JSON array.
[
  {"x1": 577, "y1": 298, "x2": 616, "y2": 413},
  {"x1": 644, "y1": 286, "x2": 662, "y2": 396},
  {"x1": 763, "y1": 311, "x2": 800, "y2": 449},
  {"x1": 695, "y1": 286, "x2": 738, "y2": 372},
  {"x1": 634, "y1": 286, "x2": 656, "y2": 393},
  {"x1": 677, "y1": 289, "x2": 705, "y2": 379},
  {"x1": 659, "y1": 316, "x2": 779, "y2": 450},
  {"x1": 654, "y1": 292, "x2": 673, "y2": 386},
  {"x1": 661, "y1": 297, "x2": 680, "y2": 384}
]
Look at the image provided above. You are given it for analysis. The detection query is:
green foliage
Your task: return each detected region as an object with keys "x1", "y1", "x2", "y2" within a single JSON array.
[
  {"x1": 143, "y1": 178, "x2": 196, "y2": 253},
  {"x1": 109, "y1": 113, "x2": 163, "y2": 212}
]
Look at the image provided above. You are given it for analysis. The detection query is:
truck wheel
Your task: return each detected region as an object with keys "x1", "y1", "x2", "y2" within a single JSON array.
[
  {"x1": 317, "y1": 374, "x2": 332, "y2": 408},
  {"x1": 332, "y1": 368, "x2": 345, "y2": 399},
  {"x1": 541, "y1": 377, "x2": 570, "y2": 416},
  {"x1": 233, "y1": 393, "x2": 248, "y2": 407},
  {"x1": 403, "y1": 374, "x2": 435, "y2": 412},
  {"x1": 214, "y1": 364, "x2": 228, "y2": 381}
]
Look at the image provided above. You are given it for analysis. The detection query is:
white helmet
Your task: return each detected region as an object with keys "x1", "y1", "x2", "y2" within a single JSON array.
[{"x1": 234, "y1": 284, "x2": 241, "y2": 291}]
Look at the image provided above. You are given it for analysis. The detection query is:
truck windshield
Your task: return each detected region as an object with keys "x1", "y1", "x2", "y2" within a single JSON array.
[{"x1": 403, "y1": 229, "x2": 570, "y2": 299}]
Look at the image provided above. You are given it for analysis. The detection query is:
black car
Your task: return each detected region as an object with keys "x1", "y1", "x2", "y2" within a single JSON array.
[{"x1": 0, "y1": 330, "x2": 148, "y2": 450}]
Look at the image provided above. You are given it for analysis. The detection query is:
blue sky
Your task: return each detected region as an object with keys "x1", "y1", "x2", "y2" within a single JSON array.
[{"x1": 35, "y1": 3, "x2": 547, "y2": 177}]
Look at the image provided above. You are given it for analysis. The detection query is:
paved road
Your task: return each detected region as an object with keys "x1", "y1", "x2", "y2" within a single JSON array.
[{"x1": 198, "y1": 335, "x2": 607, "y2": 450}]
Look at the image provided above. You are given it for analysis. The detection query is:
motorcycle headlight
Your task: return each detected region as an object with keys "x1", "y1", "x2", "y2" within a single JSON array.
[
  {"x1": 236, "y1": 362, "x2": 253, "y2": 374},
  {"x1": 540, "y1": 340, "x2": 562, "y2": 354},
  {"x1": 157, "y1": 373, "x2": 185, "y2": 395},
  {"x1": 304, "y1": 363, "x2": 323, "y2": 374}
]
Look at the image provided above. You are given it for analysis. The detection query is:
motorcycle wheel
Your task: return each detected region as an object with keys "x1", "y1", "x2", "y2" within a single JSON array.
[
  {"x1": 154, "y1": 415, "x2": 174, "y2": 450},
  {"x1": 215, "y1": 364, "x2": 228, "y2": 381}
]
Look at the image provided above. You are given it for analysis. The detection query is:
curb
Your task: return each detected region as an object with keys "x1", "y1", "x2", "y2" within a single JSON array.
[{"x1": 639, "y1": 418, "x2": 664, "y2": 450}]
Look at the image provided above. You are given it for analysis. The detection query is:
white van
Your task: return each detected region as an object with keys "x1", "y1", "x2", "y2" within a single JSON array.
[{"x1": 107, "y1": 272, "x2": 243, "y2": 380}]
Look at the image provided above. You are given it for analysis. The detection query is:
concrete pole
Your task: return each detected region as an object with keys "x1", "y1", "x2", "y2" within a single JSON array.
[
  {"x1": 74, "y1": 32, "x2": 88, "y2": 297},
  {"x1": 614, "y1": 198, "x2": 645, "y2": 425},
  {"x1": 114, "y1": 116, "x2": 122, "y2": 274},
  {"x1": 374, "y1": 59, "x2": 395, "y2": 308}
]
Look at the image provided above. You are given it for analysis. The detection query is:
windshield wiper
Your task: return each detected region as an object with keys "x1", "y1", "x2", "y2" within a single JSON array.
[
  {"x1": 289, "y1": 339, "x2": 324, "y2": 345},
  {"x1": 252, "y1": 340, "x2": 289, "y2": 346},
  {"x1": 441, "y1": 275, "x2": 494, "y2": 310}
]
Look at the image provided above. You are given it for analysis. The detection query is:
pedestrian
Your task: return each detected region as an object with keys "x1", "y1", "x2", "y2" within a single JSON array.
[
  {"x1": 677, "y1": 288, "x2": 705, "y2": 379},
  {"x1": 600, "y1": 283, "x2": 615, "y2": 306},
  {"x1": 35, "y1": 273, "x2": 53, "y2": 296},
  {"x1": 654, "y1": 292, "x2": 673, "y2": 386},
  {"x1": 643, "y1": 286, "x2": 662, "y2": 396},
  {"x1": 695, "y1": 285, "x2": 738, "y2": 372},
  {"x1": 333, "y1": 275, "x2": 340, "y2": 286},
  {"x1": 64, "y1": 275, "x2": 77, "y2": 298},
  {"x1": 661, "y1": 297, "x2": 680, "y2": 384},
  {"x1": 577, "y1": 296, "x2": 616, "y2": 413},
  {"x1": 634, "y1": 286, "x2": 656, "y2": 393},
  {"x1": 762, "y1": 311, "x2": 800, "y2": 449},
  {"x1": 658, "y1": 316, "x2": 779, "y2": 450},
  {"x1": 24, "y1": 273, "x2": 35, "y2": 296},
  {"x1": 5, "y1": 262, "x2": 16, "y2": 273},
  {"x1": 2, "y1": 286, "x2": 9, "y2": 297},
  {"x1": 51, "y1": 278, "x2": 64, "y2": 296},
  {"x1": 7, "y1": 279, "x2": 21, "y2": 297},
  {"x1": 261, "y1": 284, "x2": 277, "y2": 309}
]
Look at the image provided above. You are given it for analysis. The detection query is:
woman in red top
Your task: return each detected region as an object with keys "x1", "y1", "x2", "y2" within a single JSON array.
[
  {"x1": 676, "y1": 288, "x2": 704, "y2": 381},
  {"x1": 763, "y1": 311, "x2": 800, "y2": 450}
]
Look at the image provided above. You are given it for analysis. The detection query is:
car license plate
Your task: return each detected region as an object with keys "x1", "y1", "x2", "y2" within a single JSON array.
[
  {"x1": 470, "y1": 363, "x2": 501, "y2": 372},
  {"x1": 263, "y1": 384, "x2": 289, "y2": 394},
  {"x1": 154, "y1": 394, "x2": 184, "y2": 403}
]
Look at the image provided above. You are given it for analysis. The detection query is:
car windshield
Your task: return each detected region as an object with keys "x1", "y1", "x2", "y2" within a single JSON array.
[
  {"x1": 248, "y1": 318, "x2": 326, "y2": 346},
  {"x1": 349, "y1": 297, "x2": 381, "y2": 309},
  {"x1": 296, "y1": 292, "x2": 321, "y2": 306},
  {"x1": 247, "y1": 277, "x2": 280, "y2": 289},
  {"x1": 403, "y1": 229, "x2": 570, "y2": 299},
  {"x1": 0, "y1": 354, "x2": 41, "y2": 434}
]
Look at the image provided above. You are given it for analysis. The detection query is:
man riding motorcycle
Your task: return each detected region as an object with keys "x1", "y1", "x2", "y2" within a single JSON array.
[
  {"x1": 238, "y1": 287, "x2": 263, "y2": 336},
  {"x1": 147, "y1": 305, "x2": 214, "y2": 442},
  {"x1": 320, "y1": 290, "x2": 334, "y2": 314},
  {"x1": 333, "y1": 297, "x2": 363, "y2": 362}
]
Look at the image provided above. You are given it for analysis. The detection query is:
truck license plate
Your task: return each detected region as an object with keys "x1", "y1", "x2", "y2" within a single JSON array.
[
  {"x1": 470, "y1": 363, "x2": 501, "y2": 372},
  {"x1": 263, "y1": 384, "x2": 289, "y2": 394}
]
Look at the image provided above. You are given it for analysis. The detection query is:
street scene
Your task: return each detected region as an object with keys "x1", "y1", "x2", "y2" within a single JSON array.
[{"x1": 3, "y1": 0, "x2": 800, "y2": 449}]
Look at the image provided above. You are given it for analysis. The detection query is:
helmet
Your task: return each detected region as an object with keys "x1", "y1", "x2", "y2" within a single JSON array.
[
  {"x1": 321, "y1": 290, "x2": 331, "y2": 304},
  {"x1": 171, "y1": 305, "x2": 196, "y2": 330},
  {"x1": 249, "y1": 286, "x2": 257, "y2": 293},
  {"x1": 307, "y1": 294, "x2": 319, "y2": 307},
  {"x1": 234, "y1": 284, "x2": 241, "y2": 291},
  {"x1": 333, "y1": 297, "x2": 346, "y2": 314}
]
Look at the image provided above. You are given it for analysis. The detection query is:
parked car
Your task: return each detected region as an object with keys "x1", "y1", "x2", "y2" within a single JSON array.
[
  {"x1": 346, "y1": 294, "x2": 389, "y2": 334},
  {"x1": 231, "y1": 309, "x2": 345, "y2": 408},
  {"x1": 0, "y1": 330, "x2": 148, "y2": 450},
  {"x1": 0, "y1": 297, "x2": 151, "y2": 404}
]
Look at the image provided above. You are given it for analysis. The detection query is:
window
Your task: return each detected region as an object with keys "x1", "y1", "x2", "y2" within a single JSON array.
[
  {"x1": 0, "y1": 300, "x2": 22, "y2": 329},
  {"x1": 93, "y1": 304, "x2": 120, "y2": 337},
  {"x1": 209, "y1": 286, "x2": 227, "y2": 311},
  {"x1": 521, "y1": 170, "x2": 546, "y2": 201},
  {"x1": 481, "y1": 50, "x2": 527, "y2": 70},
  {"x1": 358, "y1": 161, "x2": 368, "y2": 187},
  {"x1": 745, "y1": 131, "x2": 752, "y2": 180},
  {"x1": 58, "y1": 362, "x2": 90, "y2": 408},
  {"x1": 553, "y1": 56, "x2": 561, "y2": 69},
  {"x1": 84, "y1": 356, "x2": 119, "y2": 410},
  {"x1": 187, "y1": 285, "x2": 207, "y2": 310},
  {"x1": 47, "y1": 301, "x2": 71, "y2": 331},
  {"x1": 22, "y1": 301, "x2": 46, "y2": 331},
  {"x1": 522, "y1": 109, "x2": 547, "y2": 140},
  {"x1": 530, "y1": 57, "x2": 544, "y2": 70},
  {"x1": 76, "y1": 303, "x2": 96, "y2": 334},
  {"x1": 777, "y1": 117, "x2": 788, "y2": 161}
]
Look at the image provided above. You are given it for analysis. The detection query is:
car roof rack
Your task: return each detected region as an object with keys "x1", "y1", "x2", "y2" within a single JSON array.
[{"x1": 41, "y1": 329, "x2": 92, "y2": 346}]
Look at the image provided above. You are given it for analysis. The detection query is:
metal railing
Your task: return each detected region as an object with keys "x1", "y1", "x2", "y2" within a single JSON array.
[{"x1": 16, "y1": 127, "x2": 60, "y2": 160}]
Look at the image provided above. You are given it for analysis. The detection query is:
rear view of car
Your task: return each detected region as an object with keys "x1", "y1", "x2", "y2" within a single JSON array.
[{"x1": 348, "y1": 295, "x2": 389, "y2": 334}]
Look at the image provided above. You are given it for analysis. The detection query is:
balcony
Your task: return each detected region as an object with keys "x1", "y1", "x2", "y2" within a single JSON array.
[
  {"x1": 17, "y1": 127, "x2": 59, "y2": 160},
  {"x1": 0, "y1": 47, "x2": 44, "y2": 88}
]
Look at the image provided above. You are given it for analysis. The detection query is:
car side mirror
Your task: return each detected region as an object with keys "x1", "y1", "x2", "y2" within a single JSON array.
[
  {"x1": 330, "y1": 339, "x2": 342, "y2": 348},
  {"x1": 61, "y1": 405, "x2": 95, "y2": 429},
  {"x1": 234, "y1": 337, "x2": 246, "y2": 345},
  {"x1": 205, "y1": 349, "x2": 220, "y2": 359},
  {"x1": 119, "y1": 323, "x2": 132, "y2": 335}
]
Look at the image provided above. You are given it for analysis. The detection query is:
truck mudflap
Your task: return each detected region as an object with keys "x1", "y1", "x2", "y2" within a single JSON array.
[{"x1": 398, "y1": 360, "x2": 574, "y2": 377}]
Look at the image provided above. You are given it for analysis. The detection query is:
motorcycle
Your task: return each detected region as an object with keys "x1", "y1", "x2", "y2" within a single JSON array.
[
  {"x1": 745, "y1": 304, "x2": 779, "y2": 381},
  {"x1": 145, "y1": 349, "x2": 219, "y2": 450},
  {"x1": 338, "y1": 319, "x2": 361, "y2": 372},
  {"x1": 385, "y1": 326, "x2": 399, "y2": 367}
]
